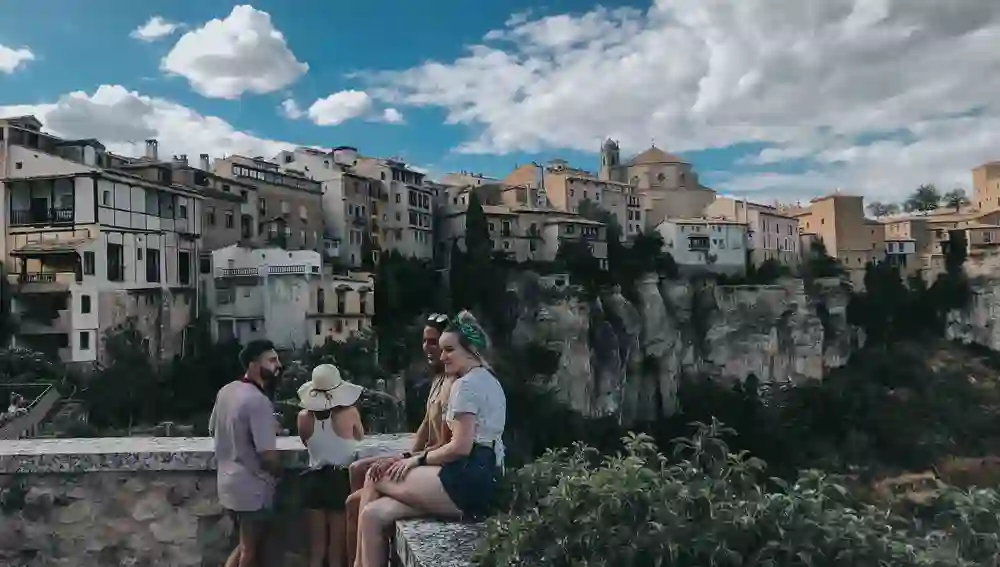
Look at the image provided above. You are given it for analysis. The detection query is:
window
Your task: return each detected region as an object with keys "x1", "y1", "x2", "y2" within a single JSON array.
[
  {"x1": 178, "y1": 251, "x2": 192, "y2": 285},
  {"x1": 146, "y1": 248, "x2": 161, "y2": 282},
  {"x1": 81, "y1": 295, "x2": 91, "y2": 314},
  {"x1": 178, "y1": 204, "x2": 188, "y2": 219},
  {"x1": 300, "y1": 205, "x2": 307, "y2": 220},
  {"x1": 80, "y1": 331, "x2": 90, "y2": 351},
  {"x1": 106, "y1": 243, "x2": 124, "y2": 281},
  {"x1": 200, "y1": 256, "x2": 211, "y2": 274},
  {"x1": 337, "y1": 290, "x2": 347, "y2": 314},
  {"x1": 225, "y1": 211, "x2": 234, "y2": 228},
  {"x1": 206, "y1": 207, "x2": 216, "y2": 226},
  {"x1": 317, "y1": 289, "x2": 325, "y2": 313},
  {"x1": 102, "y1": 191, "x2": 111, "y2": 206},
  {"x1": 259, "y1": 197, "x2": 267, "y2": 214},
  {"x1": 83, "y1": 252, "x2": 95, "y2": 275},
  {"x1": 315, "y1": 321, "x2": 322, "y2": 335}
]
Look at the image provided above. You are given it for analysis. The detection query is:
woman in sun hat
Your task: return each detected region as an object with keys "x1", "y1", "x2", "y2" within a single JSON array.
[{"x1": 297, "y1": 363, "x2": 365, "y2": 567}]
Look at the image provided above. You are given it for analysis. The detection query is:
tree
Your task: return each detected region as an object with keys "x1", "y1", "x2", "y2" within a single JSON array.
[
  {"x1": 943, "y1": 188, "x2": 970, "y2": 212},
  {"x1": 866, "y1": 201, "x2": 899, "y2": 217},
  {"x1": 799, "y1": 240, "x2": 844, "y2": 279},
  {"x1": 904, "y1": 184, "x2": 941, "y2": 213}
]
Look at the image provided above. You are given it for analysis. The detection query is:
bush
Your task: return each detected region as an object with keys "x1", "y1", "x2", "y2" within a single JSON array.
[{"x1": 476, "y1": 420, "x2": 1000, "y2": 567}]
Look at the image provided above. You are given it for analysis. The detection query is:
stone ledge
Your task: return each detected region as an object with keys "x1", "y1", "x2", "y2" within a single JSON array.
[
  {"x1": 0, "y1": 434, "x2": 485, "y2": 567},
  {"x1": 394, "y1": 520, "x2": 484, "y2": 567},
  {"x1": 0, "y1": 434, "x2": 412, "y2": 473}
]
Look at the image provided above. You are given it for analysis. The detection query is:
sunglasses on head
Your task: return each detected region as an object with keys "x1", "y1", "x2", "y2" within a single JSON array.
[{"x1": 427, "y1": 313, "x2": 448, "y2": 324}]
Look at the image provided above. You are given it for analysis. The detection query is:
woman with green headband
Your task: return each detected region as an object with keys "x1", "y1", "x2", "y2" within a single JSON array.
[{"x1": 355, "y1": 310, "x2": 507, "y2": 567}]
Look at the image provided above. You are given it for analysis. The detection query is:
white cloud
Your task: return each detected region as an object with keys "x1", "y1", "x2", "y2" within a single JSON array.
[
  {"x1": 280, "y1": 98, "x2": 304, "y2": 119},
  {"x1": 307, "y1": 90, "x2": 373, "y2": 126},
  {"x1": 380, "y1": 108, "x2": 405, "y2": 124},
  {"x1": 0, "y1": 44, "x2": 35, "y2": 74},
  {"x1": 131, "y1": 16, "x2": 181, "y2": 42},
  {"x1": 0, "y1": 85, "x2": 292, "y2": 161},
  {"x1": 366, "y1": 0, "x2": 1000, "y2": 202},
  {"x1": 161, "y1": 5, "x2": 308, "y2": 99}
]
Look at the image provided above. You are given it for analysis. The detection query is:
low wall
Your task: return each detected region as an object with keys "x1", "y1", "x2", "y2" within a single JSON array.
[{"x1": 0, "y1": 435, "x2": 483, "y2": 567}]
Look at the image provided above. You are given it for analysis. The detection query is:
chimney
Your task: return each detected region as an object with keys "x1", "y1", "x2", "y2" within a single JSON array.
[
  {"x1": 200, "y1": 153, "x2": 210, "y2": 170},
  {"x1": 177, "y1": 154, "x2": 188, "y2": 166},
  {"x1": 145, "y1": 139, "x2": 159, "y2": 161}
]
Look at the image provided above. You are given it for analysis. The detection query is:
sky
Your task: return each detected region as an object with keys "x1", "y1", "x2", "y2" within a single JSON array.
[{"x1": 1, "y1": 1, "x2": 999, "y2": 205}]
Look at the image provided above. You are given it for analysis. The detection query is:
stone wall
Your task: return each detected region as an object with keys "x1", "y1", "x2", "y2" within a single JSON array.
[
  {"x1": 0, "y1": 435, "x2": 480, "y2": 567},
  {"x1": 509, "y1": 273, "x2": 856, "y2": 426}
]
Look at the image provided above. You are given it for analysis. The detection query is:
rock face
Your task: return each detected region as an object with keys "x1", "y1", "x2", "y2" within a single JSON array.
[
  {"x1": 510, "y1": 273, "x2": 855, "y2": 427},
  {"x1": 947, "y1": 279, "x2": 1000, "y2": 351}
]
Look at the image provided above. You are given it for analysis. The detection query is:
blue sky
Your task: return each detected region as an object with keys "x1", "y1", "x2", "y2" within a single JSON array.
[{"x1": 1, "y1": 1, "x2": 999, "y2": 204}]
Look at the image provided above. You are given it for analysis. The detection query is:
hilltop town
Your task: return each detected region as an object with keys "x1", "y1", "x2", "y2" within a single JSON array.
[{"x1": 0, "y1": 114, "x2": 996, "y2": 368}]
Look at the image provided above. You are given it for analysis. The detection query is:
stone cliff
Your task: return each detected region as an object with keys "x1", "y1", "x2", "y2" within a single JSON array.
[
  {"x1": 509, "y1": 274, "x2": 856, "y2": 427},
  {"x1": 947, "y1": 277, "x2": 1000, "y2": 351}
]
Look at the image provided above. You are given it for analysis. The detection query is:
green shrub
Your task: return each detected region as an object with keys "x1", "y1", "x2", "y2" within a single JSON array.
[{"x1": 477, "y1": 420, "x2": 1000, "y2": 567}]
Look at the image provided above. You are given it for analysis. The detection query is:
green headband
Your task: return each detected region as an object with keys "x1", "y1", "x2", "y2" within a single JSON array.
[{"x1": 450, "y1": 318, "x2": 487, "y2": 351}]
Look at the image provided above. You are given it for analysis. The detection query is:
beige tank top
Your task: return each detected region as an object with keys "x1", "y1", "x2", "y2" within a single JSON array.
[{"x1": 424, "y1": 374, "x2": 452, "y2": 448}]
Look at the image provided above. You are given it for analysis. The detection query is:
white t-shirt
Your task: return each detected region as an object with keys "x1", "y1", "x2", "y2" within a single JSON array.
[{"x1": 446, "y1": 366, "x2": 507, "y2": 466}]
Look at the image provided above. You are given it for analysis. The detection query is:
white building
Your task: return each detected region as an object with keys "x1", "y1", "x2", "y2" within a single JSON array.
[
  {"x1": 656, "y1": 218, "x2": 748, "y2": 276},
  {"x1": 1, "y1": 115, "x2": 200, "y2": 364},
  {"x1": 704, "y1": 196, "x2": 800, "y2": 267},
  {"x1": 209, "y1": 246, "x2": 322, "y2": 349}
]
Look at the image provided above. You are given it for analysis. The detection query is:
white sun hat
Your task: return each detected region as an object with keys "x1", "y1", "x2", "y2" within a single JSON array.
[{"x1": 296, "y1": 364, "x2": 364, "y2": 411}]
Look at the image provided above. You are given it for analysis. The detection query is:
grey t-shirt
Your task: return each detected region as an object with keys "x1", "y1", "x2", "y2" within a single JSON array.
[
  {"x1": 446, "y1": 367, "x2": 507, "y2": 465},
  {"x1": 209, "y1": 381, "x2": 278, "y2": 512}
]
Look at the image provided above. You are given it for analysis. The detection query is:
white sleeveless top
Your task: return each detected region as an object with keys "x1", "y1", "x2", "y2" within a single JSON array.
[{"x1": 305, "y1": 414, "x2": 358, "y2": 468}]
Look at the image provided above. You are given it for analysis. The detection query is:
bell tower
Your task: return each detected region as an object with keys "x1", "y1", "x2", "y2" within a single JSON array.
[{"x1": 599, "y1": 138, "x2": 620, "y2": 182}]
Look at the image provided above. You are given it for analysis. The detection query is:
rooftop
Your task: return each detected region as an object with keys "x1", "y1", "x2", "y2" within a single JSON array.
[{"x1": 628, "y1": 145, "x2": 686, "y2": 165}]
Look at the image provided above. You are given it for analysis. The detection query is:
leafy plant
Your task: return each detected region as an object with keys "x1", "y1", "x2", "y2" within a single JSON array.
[{"x1": 477, "y1": 420, "x2": 1000, "y2": 567}]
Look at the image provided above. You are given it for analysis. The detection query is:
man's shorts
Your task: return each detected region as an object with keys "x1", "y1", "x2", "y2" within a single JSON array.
[{"x1": 226, "y1": 507, "x2": 272, "y2": 530}]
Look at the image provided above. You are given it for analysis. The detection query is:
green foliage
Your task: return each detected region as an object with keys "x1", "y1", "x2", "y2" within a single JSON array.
[
  {"x1": 718, "y1": 258, "x2": 792, "y2": 285},
  {"x1": 943, "y1": 188, "x2": 970, "y2": 212},
  {"x1": 478, "y1": 420, "x2": 1000, "y2": 567},
  {"x1": 374, "y1": 250, "x2": 441, "y2": 373},
  {"x1": 799, "y1": 240, "x2": 844, "y2": 279},
  {"x1": 867, "y1": 201, "x2": 900, "y2": 217},
  {"x1": 660, "y1": 341, "x2": 1000, "y2": 478},
  {"x1": 905, "y1": 184, "x2": 943, "y2": 213}
]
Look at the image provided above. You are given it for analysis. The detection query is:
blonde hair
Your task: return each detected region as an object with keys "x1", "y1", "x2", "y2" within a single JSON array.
[{"x1": 449, "y1": 310, "x2": 493, "y2": 372}]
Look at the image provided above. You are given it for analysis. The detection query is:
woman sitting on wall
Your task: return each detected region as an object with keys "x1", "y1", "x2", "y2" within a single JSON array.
[
  {"x1": 355, "y1": 311, "x2": 507, "y2": 567},
  {"x1": 344, "y1": 313, "x2": 455, "y2": 566}
]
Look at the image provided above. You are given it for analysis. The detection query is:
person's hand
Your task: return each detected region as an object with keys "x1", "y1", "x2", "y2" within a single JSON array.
[
  {"x1": 386, "y1": 456, "x2": 419, "y2": 482},
  {"x1": 367, "y1": 455, "x2": 401, "y2": 482}
]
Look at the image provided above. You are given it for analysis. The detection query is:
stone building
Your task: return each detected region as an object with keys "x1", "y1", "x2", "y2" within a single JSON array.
[
  {"x1": 0, "y1": 115, "x2": 199, "y2": 365},
  {"x1": 213, "y1": 155, "x2": 323, "y2": 253}
]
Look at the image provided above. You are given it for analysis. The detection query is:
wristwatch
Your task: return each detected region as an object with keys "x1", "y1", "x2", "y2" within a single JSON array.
[{"x1": 417, "y1": 452, "x2": 428, "y2": 466}]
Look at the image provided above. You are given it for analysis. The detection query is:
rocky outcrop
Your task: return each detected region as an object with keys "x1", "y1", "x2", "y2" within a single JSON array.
[
  {"x1": 947, "y1": 278, "x2": 1000, "y2": 352},
  {"x1": 509, "y1": 273, "x2": 855, "y2": 427}
]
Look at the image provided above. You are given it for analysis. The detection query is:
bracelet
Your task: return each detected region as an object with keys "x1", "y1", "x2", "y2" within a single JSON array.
[{"x1": 417, "y1": 452, "x2": 428, "y2": 466}]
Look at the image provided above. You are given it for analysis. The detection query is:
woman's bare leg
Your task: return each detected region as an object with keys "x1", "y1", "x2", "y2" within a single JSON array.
[
  {"x1": 327, "y1": 511, "x2": 347, "y2": 567},
  {"x1": 345, "y1": 490, "x2": 362, "y2": 567},
  {"x1": 373, "y1": 466, "x2": 462, "y2": 518},
  {"x1": 305, "y1": 509, "x2": 326, "y2": 567},
  {"x1": 358, "y1": 497, "x2": 419, "y2": 567},
  {"x1": 349, "y1": 457, "x2": 380, "y2": 492}
]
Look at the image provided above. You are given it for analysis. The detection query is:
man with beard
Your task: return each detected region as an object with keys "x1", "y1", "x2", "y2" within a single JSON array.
[{"x1": 210, "y1": 340, "x2": 283, "y2": 567}]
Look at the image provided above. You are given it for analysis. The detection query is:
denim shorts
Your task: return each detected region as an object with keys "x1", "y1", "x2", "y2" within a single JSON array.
[{"x1": 438, "y1": 444, "x2": 498, "y2": 519}]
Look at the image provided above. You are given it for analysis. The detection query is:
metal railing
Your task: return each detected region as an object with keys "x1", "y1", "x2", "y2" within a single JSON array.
[
  {"x1": 0, "y1": 383, "x2": 62, "y2": 440},
  {"x1": 219, "y1": 267, "x2": 260, "y2": 277},
  {"x1": 20, "y1": 272, "x2": 58, "y2": 284},
  {"x1": 9, "y1": 208, "x2": 74, "y2": 226}
]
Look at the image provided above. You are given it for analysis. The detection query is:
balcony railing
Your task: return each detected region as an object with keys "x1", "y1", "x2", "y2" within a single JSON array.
[
  {"x1": 219, "y1": 267, "x2": 260, "y2": 277},
  {"x1": 20, "y1": 272, "x2": 57, "y2": 284},
  {"x1": 9, "y1": 208, "x2": 74, "y2": 226},
  {"x1": 268, "y1": 264, "x2": 307, "y2": 275}
]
